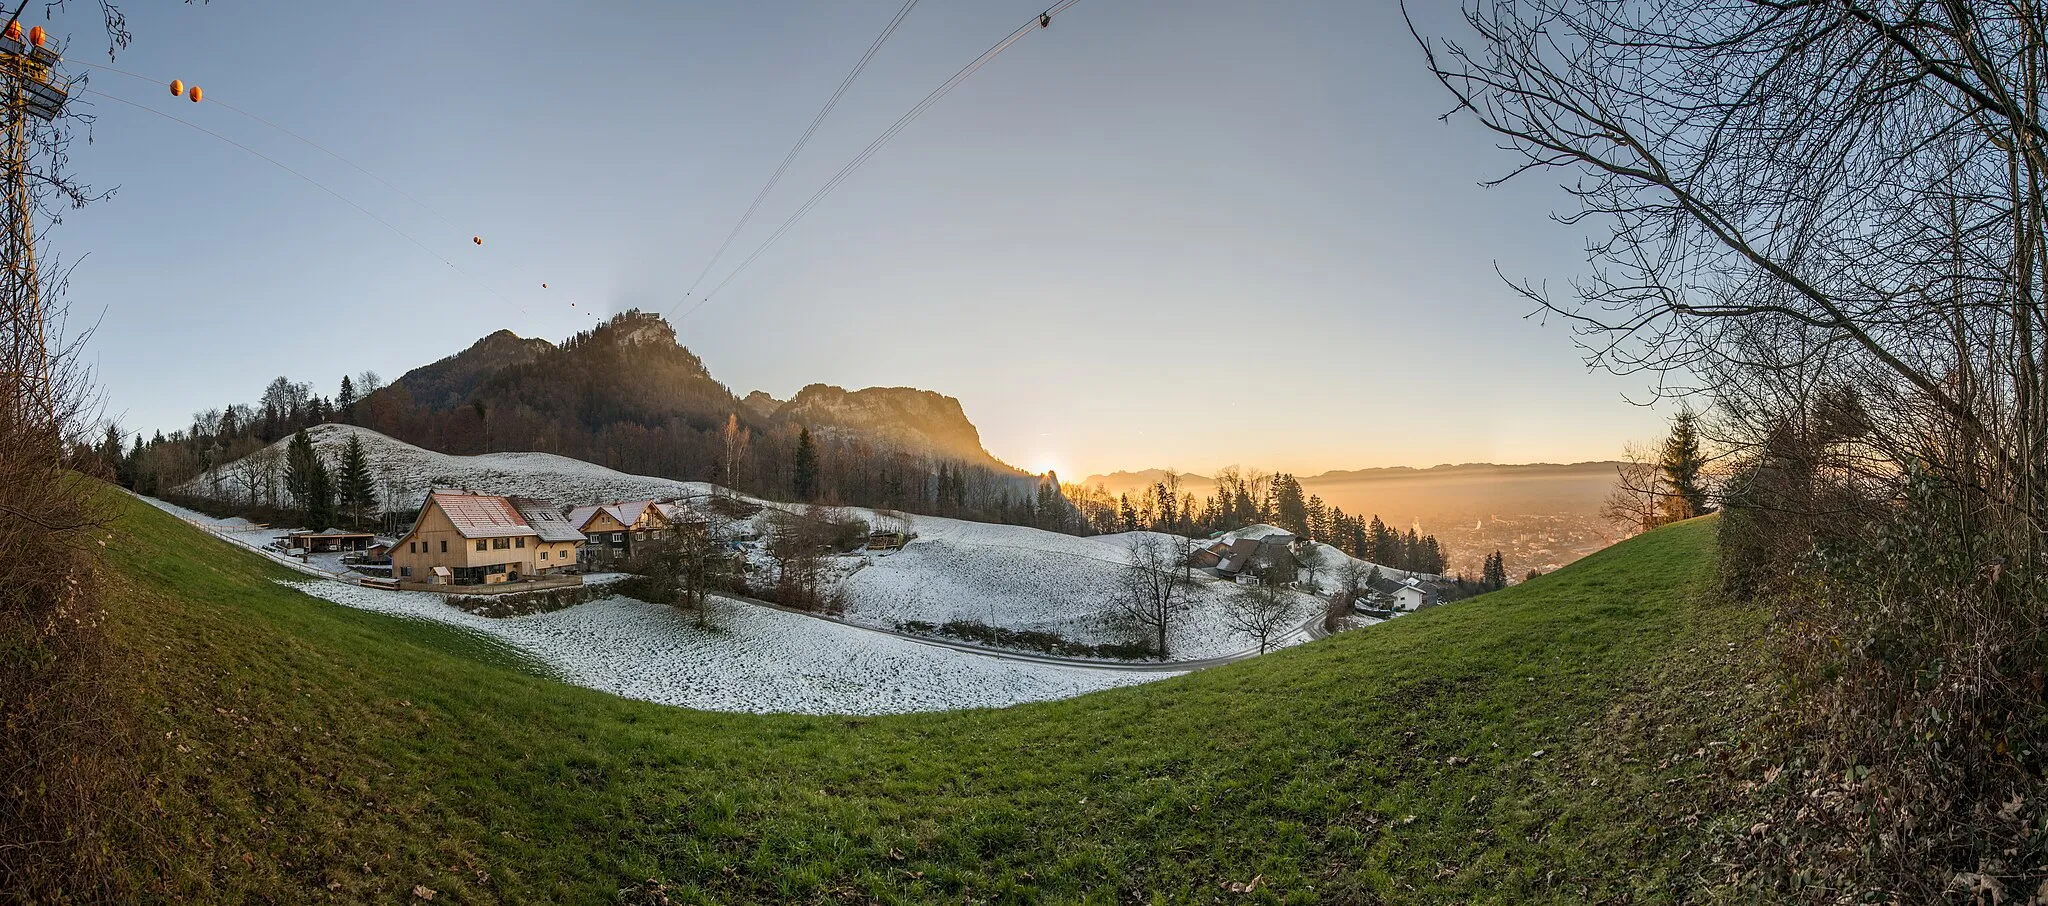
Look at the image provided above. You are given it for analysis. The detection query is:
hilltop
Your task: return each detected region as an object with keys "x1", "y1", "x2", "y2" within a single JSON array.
[{"x1": 93, "y1": 489, "x2": 1765, "y2": 902}]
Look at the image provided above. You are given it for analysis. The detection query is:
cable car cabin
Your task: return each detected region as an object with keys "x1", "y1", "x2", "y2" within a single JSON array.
[{"x1": 0, "y1": 33, "x2": 68, "y2": 120}]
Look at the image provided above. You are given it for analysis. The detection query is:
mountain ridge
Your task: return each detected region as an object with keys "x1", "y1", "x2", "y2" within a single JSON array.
[{"x1": 364, "y1": 311, "x2": 1014, "y2": 474}]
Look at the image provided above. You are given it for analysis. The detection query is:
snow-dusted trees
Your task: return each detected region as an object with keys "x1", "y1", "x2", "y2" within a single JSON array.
[{"x1": 1116, "y1": 534, "x2": 1195, "y2": 658}]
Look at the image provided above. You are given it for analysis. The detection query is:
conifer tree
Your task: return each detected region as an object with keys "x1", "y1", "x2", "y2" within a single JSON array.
[
  {"x1": 1119, "y1": 493, "x2": 1139, "y2": 532},
  {"x1": 307, "y1": 461, "x2": 336, "y2": 531},
  {"x1": 284, "y1": 429, "x2": 318, "y2": 516},
  {"x1": 285, "y1": 429, "x2": 336, "y2": 529},
  {"x1": 337, "y1": 374, "x2": 356, "y2": 422},
  {"x1": 1272, "y1": 474, "x2": 1308, "y2": 534},
  {"x1": 1659, "y1": 407, "x2": 1710, "y2": 522},
  {"x1": 792, "y1": 427, "x2": 818, "y2": 500},
  {"x1": 1482, "y1": 550, "x2": 1507, "y2": 591},
  {"x1": 336, "y1": 433, "x2": 377, "y2": 529},
  {"x1": 1304, "y1": 494, "x2": 1328, "y2": 542}
]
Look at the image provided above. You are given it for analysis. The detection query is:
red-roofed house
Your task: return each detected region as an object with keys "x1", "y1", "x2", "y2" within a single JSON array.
[{"x1": 390, "y1": 490, "x2": 585, "y2": 587}]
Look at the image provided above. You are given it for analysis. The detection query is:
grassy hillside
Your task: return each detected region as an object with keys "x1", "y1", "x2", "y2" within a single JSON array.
[{"x1": 100, "y1": 491, "x2": 1762, "y2": 904}]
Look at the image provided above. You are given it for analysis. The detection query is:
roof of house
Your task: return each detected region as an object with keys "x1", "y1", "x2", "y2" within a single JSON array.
[
  {"x1": 655, "y1": 501, "x2": 708, "y2": 525},
  {"x1": 289, "y1": 527, "x2": 377, "y2": 538},
  {"x1": 567, "y1": 500, "x2": 666, "y2": 533},
  {"x1": 1217, "y1": 537, "x2": 1264, "y2": 573},
  {"x1": 510, "y1": 497, "x2": 587, "y2": 543},
  {"x1": 420, "y1": 489, "x2": 539, "y2": 540}
]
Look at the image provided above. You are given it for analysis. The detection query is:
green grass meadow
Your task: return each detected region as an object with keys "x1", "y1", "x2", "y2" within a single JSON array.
[{"x1": 101, "y1": 492, "x2": 1760, "y2": 903}]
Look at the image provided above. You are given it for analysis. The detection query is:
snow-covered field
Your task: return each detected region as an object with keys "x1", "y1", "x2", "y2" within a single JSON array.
[
  {"x1": 835, "y1": 531, "x2": 1319, "y2": 658},
  {"x1": 136, "y1": 493, "x2": 1176, "y2": 714},
  {"x1": 175, "y1": 426, "x2": 1412, "y2": 660},
  {"x1": 288, "y1": 580, "x2": 1170, "y2": 715}
]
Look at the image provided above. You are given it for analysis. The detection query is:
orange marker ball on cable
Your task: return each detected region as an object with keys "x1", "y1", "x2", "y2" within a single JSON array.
[
  {"x1": 28, "y1": 26, "x2": 44, "y2": 47},
  {"x1": 169, "y1": 79, "x2": 183, "y2": 97},
  {"x1": 189, "y1": 86, "x2": 202, "y2": 103},
  {"x1": 4, "y1": 21, "x2": 20, "y2": 42},
  {"x1": 472, "y1": 236, "x2": 482, "y2": 245}
]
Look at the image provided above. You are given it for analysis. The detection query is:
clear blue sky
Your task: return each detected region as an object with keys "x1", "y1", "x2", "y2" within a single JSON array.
[{"x1": 49, "y1": 0, "x2": 1669, "y2": 478}]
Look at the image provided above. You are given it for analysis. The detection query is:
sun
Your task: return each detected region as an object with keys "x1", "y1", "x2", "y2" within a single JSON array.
[{"x1": 1027, "y1": 454, "x2": 1065, "y2": 478}]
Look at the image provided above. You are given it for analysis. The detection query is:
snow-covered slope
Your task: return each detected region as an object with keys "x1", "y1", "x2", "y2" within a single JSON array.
[
  {"x1": 179, "y1": 424, "x2": 722, "y2": 507},
  {"x1": 182, "y1": 427, "x2": 1394, "y2": 659}
]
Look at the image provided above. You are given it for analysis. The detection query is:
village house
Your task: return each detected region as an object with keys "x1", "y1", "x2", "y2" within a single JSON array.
[
  {"x1": 1379, "y1": 575, "x2": 1450, "y2": 612},
  {"x1": 567, "y1": 499, "x2": 676, "y2": 569},
  {"x1": 1203, "y1": 533, "x2": 1298, "y2": 580},
  {"x1": 389, "y1": 490, "x2": 586, "y2": 588},
  {"x1": 284, "y1": 527, "x2": 378, "y2": 554}
]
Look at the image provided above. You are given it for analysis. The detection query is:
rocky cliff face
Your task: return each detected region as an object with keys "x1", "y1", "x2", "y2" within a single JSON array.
[
  {"x1": 776, "y1": 384, "x2": 1004, "y2": 468},
  {"x1": 740, "y1": 391, "x2": 785, "y2": 420},
  {"x1": 369, "y1": 312, "x2": 1012, "y2": 472},
  {"x1": 392, "y1": 329, "x2": 555, "y2": 410}
]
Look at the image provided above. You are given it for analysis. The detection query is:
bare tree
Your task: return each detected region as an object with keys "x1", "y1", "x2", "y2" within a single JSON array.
[
  {"x1": 763, "y1": 505, "x2": 858, "y2": 612},
  {"x1": 1602, "y1": 442, "x2": 1663, "y2": 534},
  {"x1": 1224, "y1": 584, "x2": 1297, "y2": 654},
  {"x1": 1116, "y1": 534, "x2": 1195, "y2": 658},
  {"x1": 633, "y1": 505, "x2": 734, "y2": 630}
]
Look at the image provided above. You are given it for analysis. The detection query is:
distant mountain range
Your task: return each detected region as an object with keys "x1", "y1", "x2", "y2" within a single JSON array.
[{"x1": 1082, "y1": 461, "x2": 1625, "y2": 522}]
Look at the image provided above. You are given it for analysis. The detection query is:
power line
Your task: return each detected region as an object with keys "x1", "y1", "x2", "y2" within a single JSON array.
[
  {"x1": 678, "y1": 0, "x2": 921, "y2": 302},
  {"x1": 672, "y1": 0, "x2": 1085, "y2": 324}
]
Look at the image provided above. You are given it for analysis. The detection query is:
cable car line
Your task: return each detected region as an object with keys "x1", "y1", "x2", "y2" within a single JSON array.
[
  {"x1": 671, "y1": 0, "x2": 1083, "y2": 323},
  {"x1": 678, "y1": 0, "x2": 921, "y2": 304}
]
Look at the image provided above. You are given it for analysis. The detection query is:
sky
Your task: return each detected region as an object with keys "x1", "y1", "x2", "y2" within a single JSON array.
[{"x1": 45, "y1": 0, "x2": 1673, "y2": 479}]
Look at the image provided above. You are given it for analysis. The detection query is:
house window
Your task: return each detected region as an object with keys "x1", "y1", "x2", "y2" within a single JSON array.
[
  {"x1": 515, "y1": 537, "x2": 526, "y2": 549},
  {"x1": 634, "y1": 531, "x2": 646, "y2": 541},
  {"x1": 492, "y1": 537, "x2": 510, "y2": 550},
  {"x1": 408, "y1": 542, "x2": 416, "y2": 554},
  {"x1": 400, "y1": 566, "x2": 411, "y2": 577},
  {"x1": 440, "y1": 539, "x2": 447, "y2": 553},
  {"x1": 540, "y1": 551, "x2": 548, "y2": 560},
  {"x1": 476, "y1": 540, "x2": 487, "y2": 551},
  {"x1": 612, "y1": 532, "x2": 624, "y2": 543}
]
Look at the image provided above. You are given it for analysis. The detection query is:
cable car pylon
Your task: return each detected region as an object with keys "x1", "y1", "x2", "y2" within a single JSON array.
[{"x1": 0, "y1": 13, "x2": 70, "y2": 420}]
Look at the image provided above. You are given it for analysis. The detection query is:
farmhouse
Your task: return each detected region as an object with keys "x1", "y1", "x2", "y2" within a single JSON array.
[
  {"x1": 389, "y1": 490, "x2": 585, "y2": 588},
  {"x1": 568, "y1": 499, "x2": 675, "y2": 569}
]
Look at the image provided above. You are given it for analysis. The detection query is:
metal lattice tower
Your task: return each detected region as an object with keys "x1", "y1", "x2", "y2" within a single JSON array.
[{"x1": 0, "y1": 22, "x2": 64, "y2": 421}]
